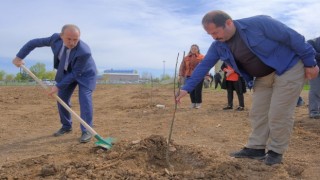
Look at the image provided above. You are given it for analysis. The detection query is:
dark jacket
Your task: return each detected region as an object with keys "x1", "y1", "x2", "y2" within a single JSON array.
[{"x1": 307, "y1": 37, "x2": 320, "y2": 67}]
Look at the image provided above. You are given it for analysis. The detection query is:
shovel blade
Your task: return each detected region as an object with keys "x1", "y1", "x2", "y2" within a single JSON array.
[{"x1": 94, "y1": 135, "x2": 114, "y2": 150}]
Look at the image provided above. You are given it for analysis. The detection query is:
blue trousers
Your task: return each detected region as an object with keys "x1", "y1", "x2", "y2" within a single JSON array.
[
  {"x1": 308, "y1": 74, "x2": 320, "y2": 114},
  {"x1": 57, "y1": 81, "x2": 93, "y2": 132}
]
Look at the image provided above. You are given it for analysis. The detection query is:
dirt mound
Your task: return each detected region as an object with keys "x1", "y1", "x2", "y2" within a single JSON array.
[{"x1": 0, "y1": 135, "x2": 237, "y2": 179}]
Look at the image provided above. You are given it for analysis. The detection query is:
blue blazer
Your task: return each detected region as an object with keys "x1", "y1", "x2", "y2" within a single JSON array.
[
  {"x1": 182, "y1": 15, "x2": 315, "y2": 92},
  {"x1": 16, "y1": 33, "x2": 97, "y2": 91}
]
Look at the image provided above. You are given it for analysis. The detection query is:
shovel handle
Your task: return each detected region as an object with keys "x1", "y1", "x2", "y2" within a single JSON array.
[{"x1": 20, "y1": 65, "x2": 97, "y2": 136}]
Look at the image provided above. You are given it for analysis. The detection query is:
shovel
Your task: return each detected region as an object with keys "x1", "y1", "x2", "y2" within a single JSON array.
[{"x1": 20, "y1": 64, "x2": 113, "y2": 149}]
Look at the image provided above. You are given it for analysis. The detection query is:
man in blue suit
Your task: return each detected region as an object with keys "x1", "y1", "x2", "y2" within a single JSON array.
[{"x1": 13, "y1": 24, "x2": 97, "y2": 143}]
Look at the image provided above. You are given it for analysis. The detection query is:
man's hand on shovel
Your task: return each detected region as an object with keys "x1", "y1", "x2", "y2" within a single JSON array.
[
  {"x1": 12, "y1": 57, "x2": 25, "y2": 67},
  {"x1": 48, "y1": 86, "x2": 59, "y2": 97},
  {"x1": 13, "y1": 58, "x2": 59, "y2": 98}
]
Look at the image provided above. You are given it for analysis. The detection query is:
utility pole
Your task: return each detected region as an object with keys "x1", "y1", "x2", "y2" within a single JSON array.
[{"x1": 162, "y1": 60, "x2": 166, "y2": 79}]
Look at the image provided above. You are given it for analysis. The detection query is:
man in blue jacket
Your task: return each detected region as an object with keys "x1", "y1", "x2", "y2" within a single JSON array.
[
  {"x1": 176, "y1": 10, "x2": 319, "y2": 165},
  {"x1": 13, "y1": 24, "x2": 97, "y2": 143}
]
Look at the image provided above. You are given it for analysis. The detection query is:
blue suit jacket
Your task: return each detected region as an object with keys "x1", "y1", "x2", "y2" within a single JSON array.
[{"x1": 16, "y1": 33, "x2": 97, "y2": 91}]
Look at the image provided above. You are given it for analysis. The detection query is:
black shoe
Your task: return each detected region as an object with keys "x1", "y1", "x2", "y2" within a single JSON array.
[
  {"x1": 296, "y1": 100, "x2": 305, "y2": 107},
  {"x1": 80, "y1": 131, "x2": 92, "y2": 143},
  {"x1": 53, "y1": 128, "x2": 72, "y2": 137},
  {"x1": 309, "y1": 112, "x2": 320, "y2": 119},
  {"x1": 264, "y1": 150, "x2": 283, "y2": 166},
  {"x1": 223, "y1": 106, "x2": 233, "y2": 110},
  {"x1": 230, "y1": 147, "x2": 266, "y2": 160},
  {"x1": 236, "y1": 106, "x2": 244, "y2": 111}
]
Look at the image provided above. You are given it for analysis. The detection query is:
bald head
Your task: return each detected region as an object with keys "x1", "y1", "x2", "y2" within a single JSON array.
[
  {"x1": 60, "y1": 24, "x2": 81, "y2": 49},
  {"x1": 61, "y1": 24, "x2": 81, "y2": 35}
]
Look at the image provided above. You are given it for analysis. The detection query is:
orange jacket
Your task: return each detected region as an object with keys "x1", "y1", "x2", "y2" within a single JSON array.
[
  {"x1": 179, "y1": 53, "x2": 204, "y2": 77},
  {"x1": 223, "y1": 65, "x2": 239, "y2": 81}
]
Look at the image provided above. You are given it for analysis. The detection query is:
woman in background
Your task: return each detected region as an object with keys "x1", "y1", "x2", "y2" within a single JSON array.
[
  {"x1": 179, "y1": 44, "x2": 205, "y2": 109},
  {"x1": 221, "y1": 62, "x2": 246, "y2": 111}
]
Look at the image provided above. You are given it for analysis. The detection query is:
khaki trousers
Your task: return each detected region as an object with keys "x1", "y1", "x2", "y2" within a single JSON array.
[{"x1": 246, "y1": 61, "x2": 304, "y2": 154}]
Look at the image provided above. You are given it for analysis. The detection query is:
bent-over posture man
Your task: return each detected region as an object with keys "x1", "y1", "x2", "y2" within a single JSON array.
[
  {"x1": 13, "y1": 24, "x2": 97, "y2": 143},
  {"x1": 176, "y1": 10, "x2": 318, "y2": 165}
]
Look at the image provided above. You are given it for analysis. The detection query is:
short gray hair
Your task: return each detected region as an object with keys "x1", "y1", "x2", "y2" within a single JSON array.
[
  {"x1": 202, "y1": 10, "x2": 232, "y2": 28},
  {"x1": 61, "y1": 24, "x2": 80, "y2": 34}
]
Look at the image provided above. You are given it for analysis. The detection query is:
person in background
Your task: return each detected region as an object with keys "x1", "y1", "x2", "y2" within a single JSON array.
[
  {"x1": 296, "y1": 96, "x2": 305, "y2": 107},
  {"x1": 178, "y1": 44, "x2": 205, "y2": 109},
  {"x1": 307, "y1": 37, "x2": 320, "y2": 118},
  {"x1": 221, "y1": 62, "x2": 245, "y2": 111},
  {"x1": 213, "y1": 70, "x2": 222, "y2": 89},
  {"x1": 12, "y1": 24, "x2": 97, "y2": 143},
  {"x1": 203, "y1": 74, "x2": 213, "y2": 88},
  {"x1": 209, "y1": 73, "x2": 214, "y2": 87},
  {"x1": 176, "y1": 10, "x2": 318, "y2": 165}
]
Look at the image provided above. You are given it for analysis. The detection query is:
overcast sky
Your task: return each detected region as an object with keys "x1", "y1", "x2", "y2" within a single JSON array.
[{"x1": 1, "y1": 0, "x2": 320, "y2": 77}]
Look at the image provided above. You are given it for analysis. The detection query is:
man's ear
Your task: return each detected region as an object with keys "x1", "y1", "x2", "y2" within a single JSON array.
[{"x1": 226, "y1": 19, "x2": 233, "y2": 26}]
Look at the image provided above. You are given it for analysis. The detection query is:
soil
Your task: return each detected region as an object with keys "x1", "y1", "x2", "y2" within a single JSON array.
[{"x1": 0, "y1": 84, "x2": 320, "y2": 180}]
